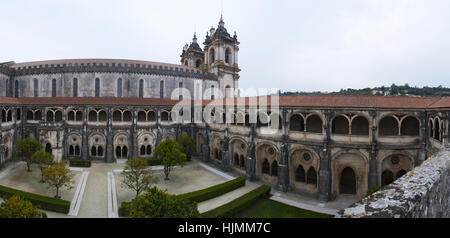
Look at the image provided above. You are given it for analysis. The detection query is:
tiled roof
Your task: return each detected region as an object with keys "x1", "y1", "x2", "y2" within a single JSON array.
[{"x1": 0, "y1": 95, "x2": 449, "y2": 109}]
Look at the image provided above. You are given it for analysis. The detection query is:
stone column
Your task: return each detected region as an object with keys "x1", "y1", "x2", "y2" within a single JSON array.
[
  {"x1": 246, "y1": 123, "x2": 257, "y2": 181},
  {"x1": 202, "y1": 128, "x2": 210, "y2": 162},
  {"x1": 418, "y1": 112, "x2": 428, "y2": 165},
  {"x1": 318, "y1": 110, "x2": 332, "y2": 202},
  {"x1": 131, "y1": 108, "x2": 137, "y2": 159},
  {"x1": 368, "y1": 111, "x2": 379, "y2": 188},
  {"x1": 82, "y1": 106, "x2": 89, "y2": 160},
  {"x1": 106, "y1": 108, "x2": 114, "y2": 163},
  {"x1": 221, "y1": 133, "x2": 232, "y2": 172},
  {"x1": 277, "y1": 141, "x2": 290, "y2": 192}
]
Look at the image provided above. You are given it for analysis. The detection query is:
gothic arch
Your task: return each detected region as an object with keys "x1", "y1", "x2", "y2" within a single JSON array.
[
  {"x1": 378, "y1": 152, "x2": 414, "y2": 186},
  {"x1": 255, "y1": 142, "x2": 280, "y2": 184},
  {"x1": 331, "y1": 150, "x2": 369, "y2": 198},
  {"x1": 289, "y1": 145, "x2": 320, "y2": 193}
]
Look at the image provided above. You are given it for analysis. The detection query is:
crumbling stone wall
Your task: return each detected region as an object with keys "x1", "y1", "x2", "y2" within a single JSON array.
[{"x1": 337, "y1": 150, "x2": 450, "y2": 218}]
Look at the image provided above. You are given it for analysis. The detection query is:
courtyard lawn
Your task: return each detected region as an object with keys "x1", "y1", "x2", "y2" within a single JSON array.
[{"x1": 238, "y1": 198, "x2": 334, "y2": 218}]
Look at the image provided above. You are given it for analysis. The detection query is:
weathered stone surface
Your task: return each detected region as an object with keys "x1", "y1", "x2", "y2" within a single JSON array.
[{"x1": 337, "y1": 150, "x2": 450, "y2": 218}]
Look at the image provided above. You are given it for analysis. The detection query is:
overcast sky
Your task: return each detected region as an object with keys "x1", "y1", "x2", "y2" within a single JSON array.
[{"x1": 1, "y1": 0, "x2": 450, "y2": 95}]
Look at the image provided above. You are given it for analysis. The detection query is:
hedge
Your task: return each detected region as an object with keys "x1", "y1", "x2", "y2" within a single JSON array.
[
  {"x1": 69, "y1": 159, "x2": 91, "y2": 168},
  {"x1": 0, "y1": 185, "x2": 71, "y2": 214},
  {"x1": 145, "y1": 158, "x2": 163, "y2": 166},
  {"x1": 119, "y1": 177, "x2": 246, "y2": 217},
  {"x1": 200, "y1": 185, "x2": 271, "y2": 218},
  {"x1": 176, "y1": 177, "x2": 246, "y2": 203}
]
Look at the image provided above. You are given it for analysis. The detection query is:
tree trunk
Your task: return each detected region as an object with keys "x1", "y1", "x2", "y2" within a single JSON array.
[
  {"x1": 55, "y1": 187, "x2": 60, "y2": 199},
  {"x1": 40, "y1": 167, "x2": 44, "y2": 183},
  {"x1": 27, "y1": 161, "x2": 32, "y2": 172}
]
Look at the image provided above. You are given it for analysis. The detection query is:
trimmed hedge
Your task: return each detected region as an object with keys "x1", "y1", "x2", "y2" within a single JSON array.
[
  {"x1": 0, "y1": 185, "x2": 71, "y2": 214},
  {"x1": 177, "y1": 177, "x2": 246, "y2": 203},
  {"x1": 119, "y1": 177, "x2": 246, "y2": 217},
  {"x1": 145, "y1": 158, "x2": 163, "y2": 166},
  {"x1": 69, "y1": 159, "x2": 91, "y2": 168},
  {"x1": 200, "y1": 185, "x2": 271, "y2": 218}
]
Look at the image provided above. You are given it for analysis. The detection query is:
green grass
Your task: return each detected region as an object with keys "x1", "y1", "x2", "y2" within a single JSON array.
[{"x1": 238, "y1": 199, "x2": 334, "y2": 218}]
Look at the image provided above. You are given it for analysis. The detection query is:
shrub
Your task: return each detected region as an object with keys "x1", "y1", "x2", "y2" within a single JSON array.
[
  {"x1": 0, "y1": 195, "x2": 47, "y2": 218},
  {"x1": 200, "y1": 185, "x2": 271, "y2": 218},
  {"x1": 144, "y1": 158, "x2": 163, "y2": 166},
  {"x1": 177, "y1": 177, "x2": 246, "y2": 203},
  {"x1": 0, "y1": 185, "x2": 71, "y2": 214},
  {"x1": 69, "y1": 159, "x2": 91, "y2": 168}
]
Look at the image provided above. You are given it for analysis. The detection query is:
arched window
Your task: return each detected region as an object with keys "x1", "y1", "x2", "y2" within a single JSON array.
[
  {"x1": 27, "y1": 111, "x2": 34, "y2": 121},
  {"x1": 95, "y1": 78, "x2": 100, "y2": 97},
  {"x1": 234, "y1": 153, "x2": 239, "y2": 166},
  {"x1": 140, "y1": 146, "x2": 146, "y2": 156},
  {"x1": 122, "y1": 146, "x2": 128, "y2": 158},
  {"x1": 69, "y1": 146, "x2": 74, "y2": 155},
  {"x1": 340, "y1": 167, "x2": 356, "y2": 195},
  {"x1": 225, "y1": 48, "x2": 231, "y2": 64},
  {"x1": 295, "y1": 165, "x2": 306, "y2": 183},
  {"x1": 382, "y1": 170, "x2": 394, "y2": 186},
  {"x1": 146, "y1": 145, "x2": 152, "y2": 155},
  {"x1": 6, "y1": 110, "x2": 12, "y2": 122},
  {"x1": 16, "y1": 109, "x2": 21, "y2": 121},
  {"x1": 89, "y1": 111, "x2": 97, "y2": 122},
  {"x1": 290, "y1": 114, "x2": 305, "y2": 132},
  {"x1": 434, "y1": 118, "x2": 440, "y2": 140},
  {"x1": 270, "y1": 161, "x2": 278, "y2": 177},
  {"x1": 161, "y1": 111, "x2": 169, "y2": 122},
  {"x1": 351, "y1": 116, "x2": 370, "y2": 135},
  {"x1": 47, "y1": 111, "x2": 54, "y2": 122},
  {"x1": 306, "y1": 115, "x2": 323, "y2": 133},
  {"x1": 75, "y1": 146, "x2": 80, "y2": 156},
  {"x1": 52, "y1": 79, "x2": 56, "y2": 97},
  {"x1": 117, "y1": 78, "x2": 122, "y2": 97},
  {"x1": 14, "y1": 80, "x2": 19, "y2": 98},
  {"x1": 379, "y1": 116, "x2": 399, "y2": 136},
  {"x1": 262, "y1": 159, "x2": 270, "y2": 175},
  {"x1": 55, "y1": 111, "x2": 63, "y2": 122},
  {"x1": 195, "y1": 59, "x2": 202, "y2": 68},
  {"x1": 209, "y1": 48, "x2": 215, "y2": 64},
  {"x1": 76, "y1": 111, "x2": 83, "y2": 121},
  {"x1": 160, "y1": 81, "x2": 164, "y2": 98},
  {"x1": 123, "y1": 111, "x2": 132, "y2": 122},
  {"x1": 113, "y1": 111, "x2": 122, "y2": 122},
  {"x1": 306, "y1": 167, "x2": 317, "y2": 186},
  {"x1": 45, "y1": 143, "x2": 52, "y2": 154},
  {"x1": 332, "y1": 116, "x2": 349, "y2": 135},
  {"x1": 116, "y1": 146, "x2": 122, "y2": 158},
  {"x1": 401, "y1": 117, "x2": 420, "y2": 136},
  {"x1": 73, "y1": 78, "x2": 78, "y2": 97},
  {"x1": 240, "y1": 155, "x2": 245, "y2": 168},
  {"x1": 68, "y1": 111, "x2": 75, "y2": 121},
  {"x1": 91, "y1": 146, "x2": 97, "y2": 156},
  {"x1": 35, "y1": 111, "x2": 42, "y2": 121},
  {"x1": 138, "y1": 111, "x2": 147, "y2": 122},
  {"x1": 139, "y1": 79, "x2": 144, "y2": 98},
  {"x1": 148, "y1": 111, "x2": 156, "y2": 122},
  {"x1": 98, "y1": 146, "x2": 104, "y2": 157},
  {"x1": 98, "y1": 111, "x2": 107, "y2": 122},
  {"x1": 34, "y1": 79, "x2": 39, "y2": 97}
]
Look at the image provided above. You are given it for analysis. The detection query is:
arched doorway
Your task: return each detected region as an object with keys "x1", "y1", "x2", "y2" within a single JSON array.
[{"x1": 340, "y1": 167, "x2": 356, "y2": 195}]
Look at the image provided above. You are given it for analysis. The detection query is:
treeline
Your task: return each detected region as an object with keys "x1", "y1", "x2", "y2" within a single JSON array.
[{"x1": 280, "y1": 84, "x2": 450, "y2": 97}]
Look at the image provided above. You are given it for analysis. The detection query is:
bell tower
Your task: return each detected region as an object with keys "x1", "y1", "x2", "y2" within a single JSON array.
[
  {"x1": 203, "y1": 15, "x2": 240, "y2": 98},
  {"x1": 180, "y1": 33, "x2": 205, "y2": 69}
]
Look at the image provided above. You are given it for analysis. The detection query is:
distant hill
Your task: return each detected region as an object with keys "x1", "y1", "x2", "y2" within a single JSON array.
[{"x1": 280, "y1": 84, "x2": 450, "y2": 97}]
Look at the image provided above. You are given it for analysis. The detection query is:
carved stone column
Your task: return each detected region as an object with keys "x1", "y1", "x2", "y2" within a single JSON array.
[
  {"x1": 106, "y1": 108, "x2": 114, "y2": 163},
  {"x1": 368, "y1": 111, "x2": 379, "y2": 188},
  {"x1": 277, "y1": 141, "x2": 290, "y2": 192},
  {"x1": 318, "y1": 110, "x2": 332, "y2": 202}
]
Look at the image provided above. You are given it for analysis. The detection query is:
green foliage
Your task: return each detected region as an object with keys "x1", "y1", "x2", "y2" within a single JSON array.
[
  {"x1": 144, "y1": 158, "x2": 163, "y2": 166},
  {"x1": 31, "y1": 150, "x2": 54, "y2": 182},
  {"x1": 121, "y1": 158, "x2": 158, "y2": 200},
  {"x1": 14, "y1": 138, "x2": 43, "y2": 172},
  {"x1": 126, "y1": 187, "x2": 199, "y2": 218},
  {"x1": 0, "y1": 195, "x2": 47, "y2": 218},
  {"x1": 68, "y1": 159, "x2": 91, "y2": 168},
  {"x1": 200, "y1": 185, "x2": 271, "y2": 218},
  {"x1": 176, "y1": 133, "x2": 197, "y2": 161},
  {"x1": 155, "y1": 139, "x2": 187, "y2": 180},
  {"x1": 0, "y1": 185, "x2": 70, "y2": 214},
  {"x1": 366, "y1": 185, "x2": 383, "y2": 197},
  {"x1": 43, "y1": 161, "x2": 74, "y2": 199},
  {"x1": 239, "y1": 199, "x2": 333, "y2": 218},
  {"x1": 177, "y1": 177, "x2": 246, "y2": 203}
]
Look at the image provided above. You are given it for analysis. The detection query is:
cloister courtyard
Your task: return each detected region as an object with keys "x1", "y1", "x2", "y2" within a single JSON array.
[{"x1": 0, "y1": 158, "x2": 344, "y2": 218}]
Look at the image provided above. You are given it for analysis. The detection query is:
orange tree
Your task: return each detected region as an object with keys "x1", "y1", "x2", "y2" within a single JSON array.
[
  {"x1": 42, "y1": 161, "x2": 74, "y2": 199},
  {"x1": 31, "y1": 150, "x2": 54, "y2": 183},
  {"x1": 154, "y1": 139, "x2": 187, "y2": 180},
  {"x1": 0, "y1": 195, "x2": 47, "y2": 218},
  {"x1": 14, "y1": 138, "x2": 42, "y2": 172},
  {"x1": 121, "y1": 158, "x2": 158, "y2": 200}
]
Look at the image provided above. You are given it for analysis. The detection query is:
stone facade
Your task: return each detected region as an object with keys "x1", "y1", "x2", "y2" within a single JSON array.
[{"x1": 337, "y1": 150, "x2": 450, "y2": 218}]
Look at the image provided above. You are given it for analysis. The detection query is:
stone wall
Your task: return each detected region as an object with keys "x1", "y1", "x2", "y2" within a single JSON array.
[{"x1": 337, "y1": 150, "x2": 450, "y2": 218}]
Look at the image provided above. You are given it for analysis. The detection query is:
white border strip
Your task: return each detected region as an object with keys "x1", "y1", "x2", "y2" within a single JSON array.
[
  {"x1": 198, "y1": 162, "x2": 235, "y2": 181},
  {"x1": 107, "y1": 172, "x2": 118, "y2": 218},
  {"x1": 68, "y1": 171, "x2": 89, "y2": 216}
]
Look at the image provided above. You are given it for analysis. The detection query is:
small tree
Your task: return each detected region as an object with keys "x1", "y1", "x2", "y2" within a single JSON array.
[
  {"x1": 176, "y1": 133, "x2": 197, "y2": 161},
  {"x1": 0, "y1": 195, "x2": 47, "y2": 218},
  {"x1": 121, "y1": 158, "x2": 158, "y2": 200},
  {"x1": 14, "y1": 138, "x2": 43, "y2": 172},
  {"x1": 31, "y1": 150, "x2": 54, "y2": 183},
  {"x1": 127, "y1": 186, "x2": 199, "y2": 218},
  {"x1": 42, "y1": 161, "x2": 74, "y2": 199},
  {"x1": 155, "y1": 139, "x2": 187, "y2": 180}
]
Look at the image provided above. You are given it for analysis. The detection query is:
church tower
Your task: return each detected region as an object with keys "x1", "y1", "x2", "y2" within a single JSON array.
[
  {"x1": 180, "y1": 33, "x2": 205, "y2": 69},
  {"x1": 203, "y1": 16, "x2": 240, "y2": 98}
]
